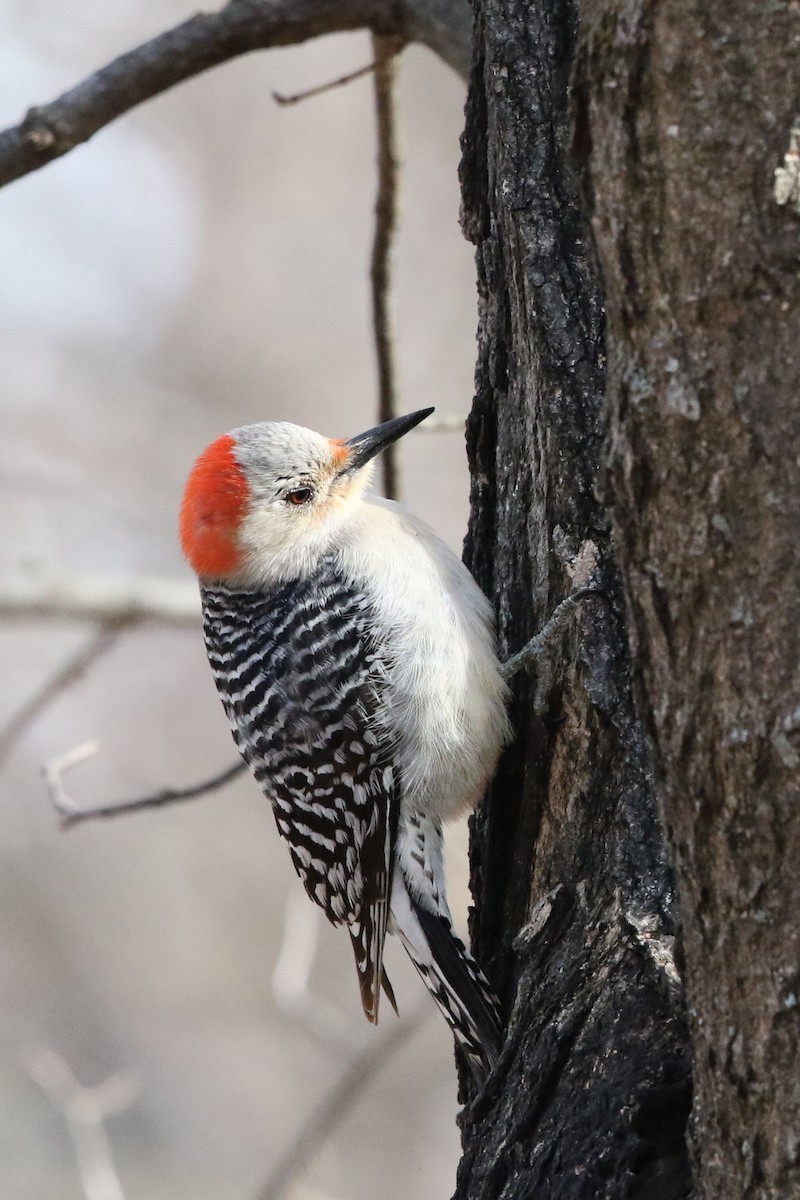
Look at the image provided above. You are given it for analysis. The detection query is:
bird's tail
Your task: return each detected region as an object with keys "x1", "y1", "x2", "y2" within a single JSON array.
[{"x1": 391, "y1": 874, "x2": 503, "y2": 1080}]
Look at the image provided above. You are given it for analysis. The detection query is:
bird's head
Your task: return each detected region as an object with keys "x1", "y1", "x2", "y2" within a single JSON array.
[{"x1": 180, "y1": 408, "x2": 433, "y2": 586}]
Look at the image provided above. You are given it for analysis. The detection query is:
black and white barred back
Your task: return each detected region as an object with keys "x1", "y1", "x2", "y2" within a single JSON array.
[{"x1": 201, "y1": 556, "x2": 502, "y2": 1077}]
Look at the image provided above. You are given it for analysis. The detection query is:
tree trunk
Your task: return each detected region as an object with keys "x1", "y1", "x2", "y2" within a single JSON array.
[{"x1": 457, "y1": 1, "x2": 799, "y2": 1198}]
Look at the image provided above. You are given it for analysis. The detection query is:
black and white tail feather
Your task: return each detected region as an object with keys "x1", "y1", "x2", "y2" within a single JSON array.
[
  {"x1": 392, "y1": 810, "x2": 502, "y2": 1078},
  {"x1": 392, "y1": 872, "x2": 502, "y2": 1078}
]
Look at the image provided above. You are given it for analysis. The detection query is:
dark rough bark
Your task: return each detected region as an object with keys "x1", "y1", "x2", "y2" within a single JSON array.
[
  {"x1": 580, "y1": 1, "x2": 800, "y2": 1196},
  {"x1": 458, "y1": 0, "x2": 800, "y2": 1198},
  {"x1": 457, "y1": 0, "x2": 691, "y2": 1196}
]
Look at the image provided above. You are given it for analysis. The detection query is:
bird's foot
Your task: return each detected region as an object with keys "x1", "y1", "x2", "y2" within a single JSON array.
[{"x1": 501, "y1": 587, "x2": 603, "y2": 714}]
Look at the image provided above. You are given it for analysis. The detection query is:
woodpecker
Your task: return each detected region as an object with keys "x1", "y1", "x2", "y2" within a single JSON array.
[{"x1": 179, "y1": 408, "x2": 511, "y2": 1077}]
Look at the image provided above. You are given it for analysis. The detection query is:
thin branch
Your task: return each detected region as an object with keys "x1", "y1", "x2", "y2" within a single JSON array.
[
  {"x1": 0, "y1": 0, "x2": 470, "y2": 191},
  {"x1": 44, "y1": 744, "x2": 246, "y2": 828},
  {"x1": 273, "y1": 60, "x2": 377, "y2": 105},
  {"x1": 27, "y1": 1047, "x2": 139, "y2": 1200},
  {"x1": 0, "y1": 623, "x2": 125, "y2": 768},
  {"x1": 283, "y1": 1186, "x2": 338, "y2": 1200},
  {"x1": 253, "y1": 1001, "x2": 429, "y2": 1200},
  {"x1": 0, "y1": 570, "x2": 200, "y2": 623},
  {"x1": 272, "y1": 891, "x2": 365, "y2": 1050},
  {"x1": 370, "y1": 34, "x2": 403, "y2": 499},
  {"x1": 415, "y1": 412, "x2": 468, "y2": 432}
]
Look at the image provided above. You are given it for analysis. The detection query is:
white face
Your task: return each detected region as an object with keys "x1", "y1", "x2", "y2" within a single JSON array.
[{"x1": 230, "y1": 422, "x2": 374, "y2": 586}]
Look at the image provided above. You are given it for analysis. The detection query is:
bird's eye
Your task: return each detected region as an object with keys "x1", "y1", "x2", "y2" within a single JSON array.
[{"x1": 285, "y1": 486, "x2": 314, "y2": 506}]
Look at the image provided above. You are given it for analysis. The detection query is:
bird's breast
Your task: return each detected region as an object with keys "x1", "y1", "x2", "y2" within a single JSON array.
[{"x1": 334, "y1": 498, "x2": 511, "y2": 821}]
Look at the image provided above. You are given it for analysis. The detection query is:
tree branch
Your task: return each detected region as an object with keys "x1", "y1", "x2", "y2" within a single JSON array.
[
  {"x1": 0, "y1": 0, "x2": 470, "y2": 191},
  {"x1": 370, "y1": 34, "x2": 402, "y2": 499},
  {"x1": 0, "y1": 570, "x2": 200, "y2": 624},
  {"x1": 27, "y1": 1047, "x2": 139, "y2": 1200},
  {"x1": 0, "y1": 623, "x2": 125, "y2": 768},
  {"x1": 271, "y1": 890, "x2": 366, "y2": 1050},
  {"x1": 272, "y1": 59, "x2": 377, "y2": 105},
  {"x1": 44, "y1": 744, "x2": 246, "y2": 829},
  {"x1": 253, "y1": 1000, "x2": 429, "y2": 1200}
]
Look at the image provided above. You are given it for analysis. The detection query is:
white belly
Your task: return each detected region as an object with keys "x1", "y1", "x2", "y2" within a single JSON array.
[{"x1": 334, "y1": 496, "x2": 511, "y2": 821}]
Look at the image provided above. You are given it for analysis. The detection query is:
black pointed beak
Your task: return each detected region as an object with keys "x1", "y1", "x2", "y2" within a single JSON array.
[{"x1": 341, "y1": 407, "x2": 435, "y2": 474}]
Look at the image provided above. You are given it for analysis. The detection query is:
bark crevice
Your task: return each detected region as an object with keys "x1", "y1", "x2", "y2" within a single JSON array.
[{"x1": 457, "y1": 0, "x2": 692, "y2": 1196}]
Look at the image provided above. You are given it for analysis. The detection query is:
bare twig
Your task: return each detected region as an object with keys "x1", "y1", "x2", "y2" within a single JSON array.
[
  {"x1": 0, "y1": 623, "x2": 125, "y2": 768},
  {"x1": 370, "y1": 34, "x2": 403, "y2": 499},
  {"x1": 44, "y1": 743, "x2": 246, "y2": 829},
  {"x1": 0, "y1": 0, "x2": 470, "y2": 190},
  {"x1": 27, "y1": 1047, "x2": 139, "y2": 1200},
  {"x1": 413, "y1": 412, "x2": 467, "y2": 432},
  {"x1": 0, "y1": 569, "x2": 200, "y2": 623},
  {"x1": 272, "y1": 891, "x2": 365, "y2": 1050},
  {"x1": 283, "y1": 1186, "x2": 338, "y2": 1200},
  {"x1": 253, "y1": 1000, "x2": 429, "y2": 1200},
  {"x1": 272, "y1": 24, "x2": 402, "y2": 515},
  {"x1": 273, "y1": 60, "x2": 377, "y2": 105}
]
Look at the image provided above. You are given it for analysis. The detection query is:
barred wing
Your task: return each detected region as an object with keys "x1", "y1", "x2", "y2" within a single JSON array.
[{"x1": 201, "y1": 567, "x2": 397, "y2": 1021}]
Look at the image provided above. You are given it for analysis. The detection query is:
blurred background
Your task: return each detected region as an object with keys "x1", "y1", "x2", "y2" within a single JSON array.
[{"x1": 0, "y1": 3, "x2": 479, "y2": 1198}]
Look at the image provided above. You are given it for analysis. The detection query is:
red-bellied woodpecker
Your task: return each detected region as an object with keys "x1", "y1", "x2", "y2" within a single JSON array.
[{"x1": 179, "y1": 407, "x2": 511, "y2": 1077}]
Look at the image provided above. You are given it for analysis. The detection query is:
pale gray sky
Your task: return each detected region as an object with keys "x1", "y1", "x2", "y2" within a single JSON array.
[{"x1": 0, "y1": 7, "x2": 480, "y2": 1199}]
